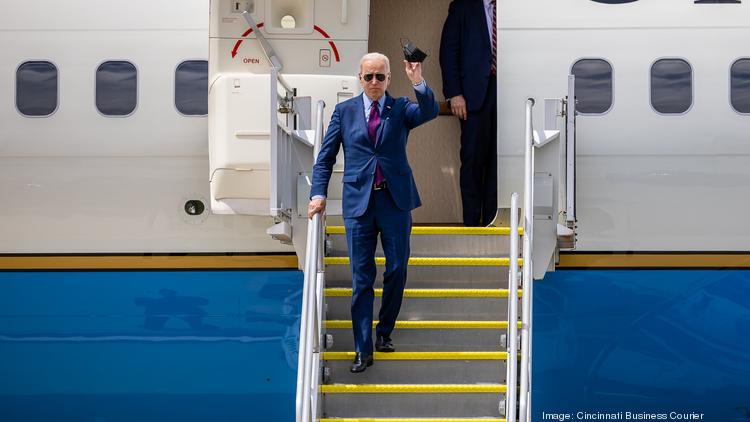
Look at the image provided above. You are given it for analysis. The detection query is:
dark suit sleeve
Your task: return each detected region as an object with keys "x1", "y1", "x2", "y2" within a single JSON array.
[
  {"x1": 440, "y1": 0, "x2": 463, "y2": 100},
  {"x1": 404, "y1": 83, "x2": 440, "y2": 130},
  {"x1": 310, "y1": 105, "x2": 342, "y2": 198}
]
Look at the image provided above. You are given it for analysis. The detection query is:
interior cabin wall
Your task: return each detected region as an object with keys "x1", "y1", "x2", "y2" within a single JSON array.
[{"x1": 369, "y1": 0, "x2": 463, "y2": 224}]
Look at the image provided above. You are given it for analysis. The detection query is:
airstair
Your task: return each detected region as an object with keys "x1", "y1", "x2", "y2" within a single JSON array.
[
  {"x1": 317, "y1": 225, "x2": 521, "y2": 421},
  {"x1": 295, "y1": 92, "x2": 577, "y2": 422}
]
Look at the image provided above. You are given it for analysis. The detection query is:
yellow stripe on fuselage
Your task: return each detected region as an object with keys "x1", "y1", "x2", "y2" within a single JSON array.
[{"x1": 558, "y1": 253, "x2": 750, "y2": 268}]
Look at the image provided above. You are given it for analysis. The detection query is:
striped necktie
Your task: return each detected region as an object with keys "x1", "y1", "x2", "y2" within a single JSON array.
[
  {"x1": 368, "y1": 102, "x2": 385, "y2": 185},
  {"x1": 491, "y1": 0, "x2": 497, "y2": 75}
]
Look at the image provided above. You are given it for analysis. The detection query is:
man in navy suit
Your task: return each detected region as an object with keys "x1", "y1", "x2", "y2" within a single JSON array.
[
  {"x1": 440, "y1": 0, "x2": 498, "y2": 226},
  {"x1": 308, "y1": 52, "x2": 439, "y2": 373}
]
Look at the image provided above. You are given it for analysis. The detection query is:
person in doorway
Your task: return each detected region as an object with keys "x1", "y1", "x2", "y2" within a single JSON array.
[
  {"x1": 440, "y1": 0, "x2": 498, "y2": 226},
  {"x1": 308, "y1": 52, "x2": 439, "y2": 373}
]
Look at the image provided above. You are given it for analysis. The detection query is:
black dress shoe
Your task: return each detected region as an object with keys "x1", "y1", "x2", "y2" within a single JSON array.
[
  {"x1": 350, "y1": 353, "x2": 374, "y2": 373},
  {"x1": 375, "y1": 336, "x2": 395, "y2": 353}
]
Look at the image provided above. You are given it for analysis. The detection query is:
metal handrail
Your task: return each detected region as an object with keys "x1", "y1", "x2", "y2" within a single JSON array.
[
  {"x1": 295, "y1": 100, "x2": 327, "y2": 422},
  {"x1": 518, "y1": 98, "x2": 536, "y2": 422},
  {"x1": 504, "y1": 192, "x2": 520, "y2": 422},
  {"x1": 269, "y1": 67, "x2": 299, "y2": 219}
]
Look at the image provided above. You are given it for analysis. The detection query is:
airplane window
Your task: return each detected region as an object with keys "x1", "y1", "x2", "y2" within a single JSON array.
[
  {"x1": 16, "y1": 61, "x2": 58, "y2": 117},
  {"x1": 731, "y1": 59, "x2": 750, "y2": 114},
  {"x1": 651, "y1": 59, "x2": 692, "y2": 114},
  {"x1": 175, "y1": 60, "x2": 208, "y2": 116},
  {"x1": 96, "y1": 61, "x2": 137, "y2": 116},
  {"x1": 571, "y1": 59, "x2": 613, "y2": 114}
]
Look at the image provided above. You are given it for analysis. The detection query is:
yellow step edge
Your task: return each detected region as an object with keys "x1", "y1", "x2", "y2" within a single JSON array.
[
  {"x1": 320, "y1": 419, "x2": 505, "y2": 422},
  {"x1": 325, "y1": 320, "x2": 521, "y2": 329},
  {"x1": 326, "y1": 226, "x2": 523, "y2": 236},
  {"x1": 325, "y1": 288, "x2": 522, "y2": 298},
  {"x1": 321, "y1": 384, "x2": 507, "y2": 394},
  {"x1": 324, "y1": 257, "x2": 523, "y2": 267},
  {"x1": 323, "y1": 351, "x2": 508, "y2": 361}
]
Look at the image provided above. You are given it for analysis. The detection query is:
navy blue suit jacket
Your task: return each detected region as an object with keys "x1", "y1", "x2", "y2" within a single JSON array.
[
  {"x1": 310, "y1": 86, "x2": 439, "y2": 219},
  {"x1": 440, "y1": 0, "x2": 493, "y2": 112}
]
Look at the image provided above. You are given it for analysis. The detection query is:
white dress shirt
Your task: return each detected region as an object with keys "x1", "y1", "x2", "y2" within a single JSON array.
[{"x1": 483, "y1": 0, "x2": 495, "y2": 47}]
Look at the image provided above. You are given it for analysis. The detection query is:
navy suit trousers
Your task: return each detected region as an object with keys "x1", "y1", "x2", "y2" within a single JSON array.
[
  {"x1": 460, "y1": 76, "x2": 497, "y2": 226},
  {"x1": 344, "y1": 188, "x2": 412, "y2": 356}
]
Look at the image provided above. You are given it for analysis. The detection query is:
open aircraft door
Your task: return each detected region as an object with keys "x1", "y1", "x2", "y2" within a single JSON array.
[{"x1": 207, "y1": 0, "x2": 367, "y2": 219}]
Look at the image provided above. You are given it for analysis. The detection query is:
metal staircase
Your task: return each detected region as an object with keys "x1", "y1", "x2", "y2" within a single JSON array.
[
  {"x1": 317, "y1": 225, "x2": 522, "y2": 421},
  {"x1": 294, "y1": 91, "x2": 577, "y2": 422}
]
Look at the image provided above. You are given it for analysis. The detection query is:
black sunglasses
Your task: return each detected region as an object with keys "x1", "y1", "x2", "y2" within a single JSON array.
[{"x1": 362, "y1": 73, "x2": 387, "y2": 82}]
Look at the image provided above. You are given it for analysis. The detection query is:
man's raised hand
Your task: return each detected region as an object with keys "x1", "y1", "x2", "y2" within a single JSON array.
[{"x1": 404, "y1": 60, "x2": 424, "y2": 85}]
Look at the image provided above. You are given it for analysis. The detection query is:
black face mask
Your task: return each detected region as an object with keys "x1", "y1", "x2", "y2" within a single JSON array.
[
  {"x1": 362, "y1": 73, "x2": 387, "y2": 82},
  {"x1": 402, "y1": 39, "x2": 428, "y2": 63}
]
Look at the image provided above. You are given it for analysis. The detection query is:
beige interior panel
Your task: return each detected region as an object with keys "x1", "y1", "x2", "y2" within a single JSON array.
[{"x1": 369, "y1": 0, "x2": 463, "y2": 224}]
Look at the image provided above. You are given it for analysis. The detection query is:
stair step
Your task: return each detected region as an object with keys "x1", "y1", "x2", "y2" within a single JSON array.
[
  {"x1": 326, "y1": 226, "x2": 522, "y2": 258},
  {"x1": 324, "y1": 321, "x2": 518, "y2": 352},
  {"x1": 325, "y1": 288, "x2": 521, "y2": 298},
  {"x1": 322, "y1": 353, "x2": 507, "y2": 384},
  {"x1": 321, "y1": 384, "x2": 506, "y2": 394},
  {"x1": 325, "y1": 289, "x2": 521, "y2": 321},
  {"x1": 325, "y1": 257, "x2": 522, "y2": 267},
  {"x1": 321, "y1": 386, "x2": 506, "y2": 418},
  {"x1": 326, "y1": 226, "x2": 523, "y2": 236},
  {"x1": 325, "y1": 320, "x2": 519, "y2": 330},
  {"x1": 318, "y1": 418, "x2": 506, "y2": 422},
  {"x1": 320, "y1": 419, "x2": 505, "y2": 422},
  {"x1": 323, "y1": 359, "x2": 506, "y2": 384},
  {"x1": 325, "y1": 328, "x2": 504, "y2": 352},
  {"x1": 323, "y1": 351, "x2": 507, "y2": 360},
  {"x1": 326, "y1": 266, "x2": 510, "y2": 288},
  {"x1": 326, "y1": 295, "x2": 519, "y2": 320}
]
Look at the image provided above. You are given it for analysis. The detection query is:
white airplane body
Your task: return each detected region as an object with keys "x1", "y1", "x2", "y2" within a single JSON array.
[{"x1": 2, "y1": 0, "x2": 749, "y2": 254}]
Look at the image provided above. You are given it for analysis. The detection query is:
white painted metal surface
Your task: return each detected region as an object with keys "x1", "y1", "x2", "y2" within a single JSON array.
[
  {"x1": 504, "y1": 192, "x2": 520, "y2": 422},
  {"x1": 519, "y1": 99, "x2": 535, "y2": 422},
  {"x1": 0, "y1": 0, "x2": 363, "y2": 253},
  {"x1": 3, "y1": 0, "x2": 749, "y2": 254},
  {"x1": 499, "y1": 0, "x2": 750, "y2": 251}
]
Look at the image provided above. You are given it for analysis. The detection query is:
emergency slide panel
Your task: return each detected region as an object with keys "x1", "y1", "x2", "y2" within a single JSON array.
[{"x1": 209, "y1": 74, "x2": 271, "y2": 215}]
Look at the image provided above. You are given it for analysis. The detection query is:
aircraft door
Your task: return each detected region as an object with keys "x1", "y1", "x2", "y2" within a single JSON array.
[{"x1": 207, "y1": 0, "x2": 368, "y2": 216}]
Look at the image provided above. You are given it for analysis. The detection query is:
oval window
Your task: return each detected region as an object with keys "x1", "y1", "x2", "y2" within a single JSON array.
[
  {"x1": 651, "y1": 59, "x2": 693, "y2": 114},
  {"x1": 571, "y1": 59, "x2": 613, "y2": 114}
]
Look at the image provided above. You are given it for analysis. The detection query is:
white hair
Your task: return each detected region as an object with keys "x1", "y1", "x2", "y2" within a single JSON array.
[{"x1": 359, "y1": 52, "x2": 390, "y2": 73}]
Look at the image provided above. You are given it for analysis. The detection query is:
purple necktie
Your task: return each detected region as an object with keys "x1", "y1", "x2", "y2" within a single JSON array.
[{"x1": 368, "y1": 101, "x2": 385, "y2": 185}]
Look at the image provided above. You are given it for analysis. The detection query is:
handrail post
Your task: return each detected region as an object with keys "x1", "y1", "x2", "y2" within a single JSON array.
[
  {"x1": 505, "y1": 192, "x2": 520, "y2": 422},
  {"x1": 296, "y1": 213, "x2": 315, "y2": 422},
  {"x1": 302, "y1": 213, "x2": 320, "y2": 420},
  {"x1": 519, "y1": 98, "x2": 535, "y2": 422},
  {"x1": 566, "y1": 75, "x2": 577, "y2": 227},
  {"x1": 270, "y1": 68, "x2": 280, "y2": 218},
  {"x1": 295, "y1": 100, "x2": 327, "y2": 422}
]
